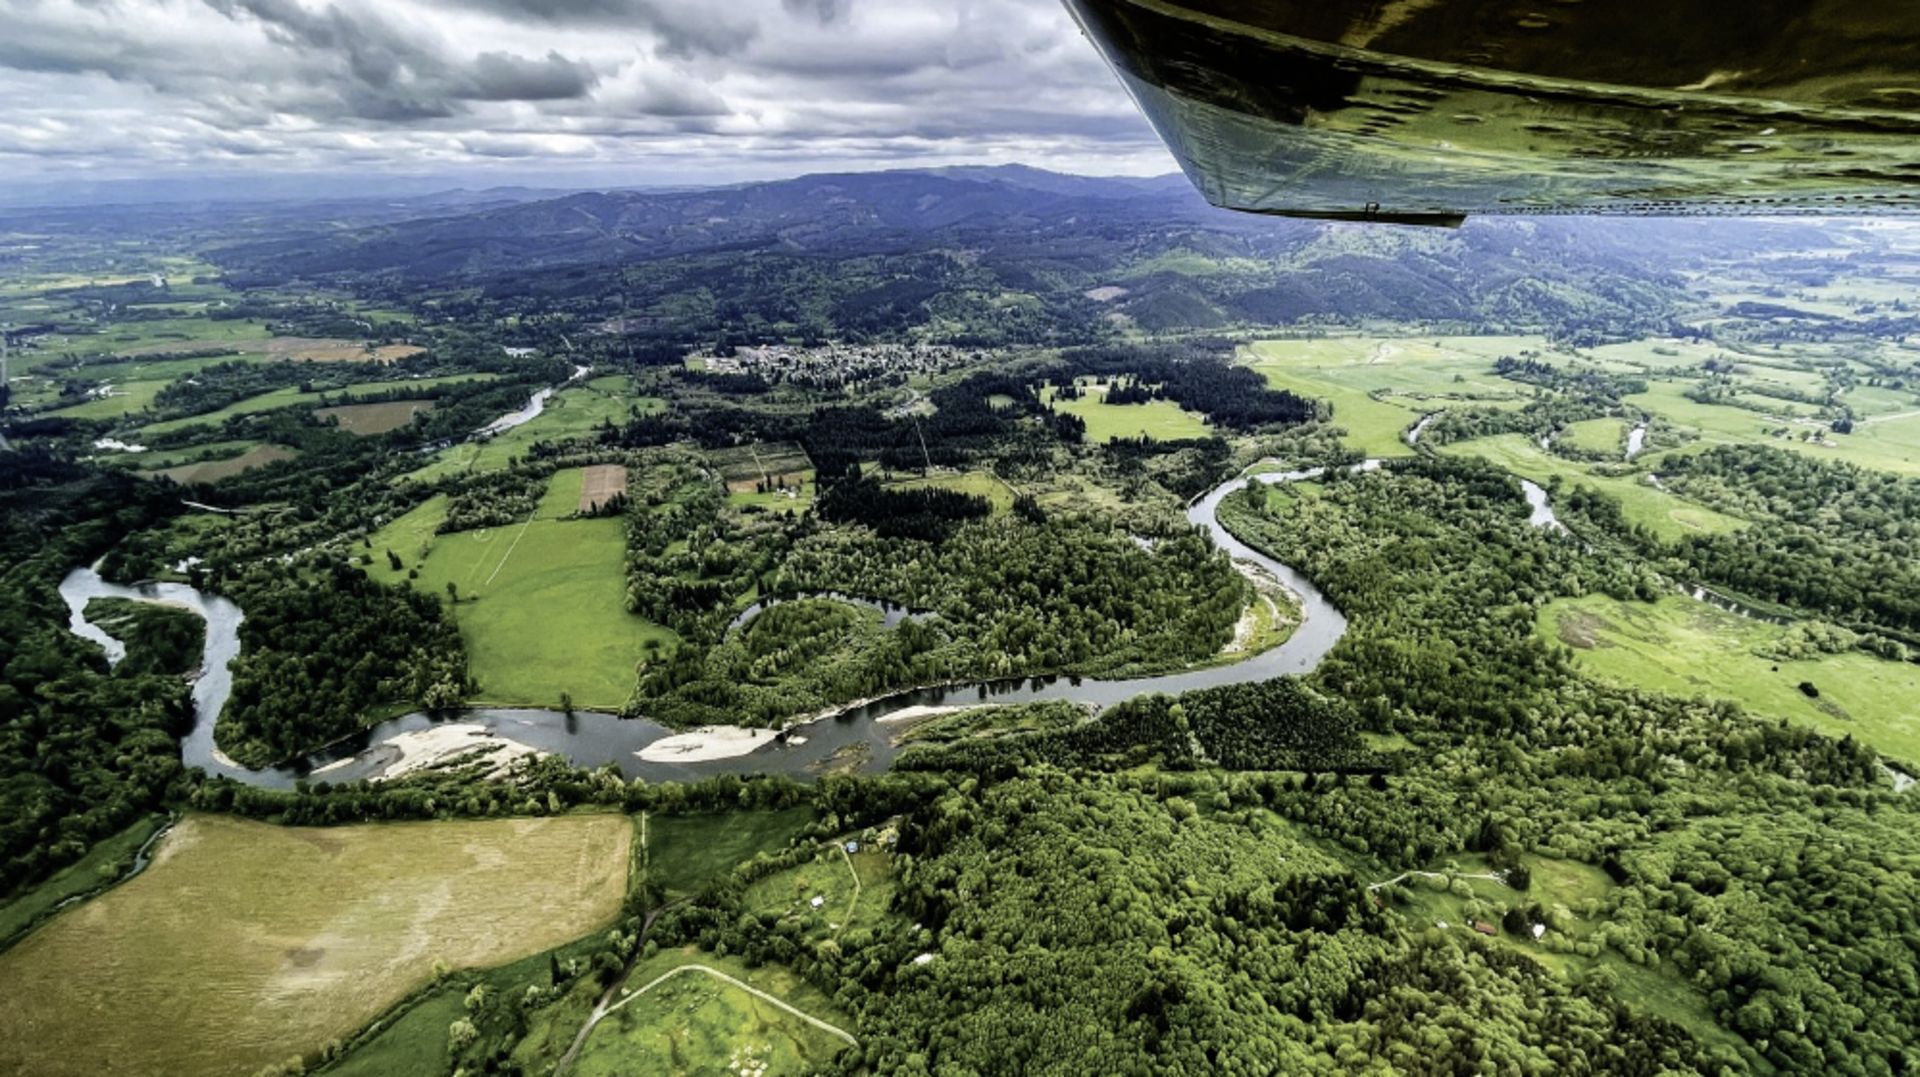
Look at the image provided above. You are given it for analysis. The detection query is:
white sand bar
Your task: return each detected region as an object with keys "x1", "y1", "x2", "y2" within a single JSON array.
[{"x1": 637, "y1": 725, "x2": 779, "y2": 763}]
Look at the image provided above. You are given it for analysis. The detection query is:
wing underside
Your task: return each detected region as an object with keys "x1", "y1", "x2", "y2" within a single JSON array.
[{"x1": 1063, "y1": 0, "x2": 1920, "y2": 222}]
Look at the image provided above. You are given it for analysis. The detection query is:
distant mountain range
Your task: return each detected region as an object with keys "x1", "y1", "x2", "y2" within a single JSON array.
[{"x1": 103, "y1": 164, "x2": 1852, "y2": 341}]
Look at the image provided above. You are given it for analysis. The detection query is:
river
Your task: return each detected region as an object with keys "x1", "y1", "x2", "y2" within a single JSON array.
[
  {"x1": 1625, "y1": 423, "x2": 1648, "y2": 460},
  {"x1": 55, "y1": 460, "x2": 1541, "y2": 788},
  {"x1": 475, "y1": 364, "x2": 592, "y2": 437}
]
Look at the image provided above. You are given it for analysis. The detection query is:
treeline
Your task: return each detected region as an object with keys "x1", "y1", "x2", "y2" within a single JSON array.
[
  {"x1": 0, "y1": 461, "x2": 193, "y2": 896},
  {"x1": 1051, "y1": 342, "x2": 1314, "y2": 430},
  {"x1": 898, "y1": 679, "x2": 1376, "y2": 776},
  {"x1": 815, "y1": 474, "x2": 992, "y2": 541},
  {"x1": 1658, "y1": 446, "x2": 1920, "y2": 635},
  {"x1": 219, "y1": 556, "x2": 468, "y2": 767}
]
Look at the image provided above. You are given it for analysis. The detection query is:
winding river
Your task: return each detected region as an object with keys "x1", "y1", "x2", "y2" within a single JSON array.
[{"x1": 57, "y1": 461, "x2": 1557, "y2": 789}]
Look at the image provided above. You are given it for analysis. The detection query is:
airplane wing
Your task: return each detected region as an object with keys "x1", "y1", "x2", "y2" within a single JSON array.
[{"x1": 1062, "y1": 0, "x2": 1920, "y2": 223}]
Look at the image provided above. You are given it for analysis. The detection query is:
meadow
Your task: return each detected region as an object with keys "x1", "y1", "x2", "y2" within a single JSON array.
[
  {"x1": 742, "y1": 842, "x2": 896, "y2": 945},
  {"x1": 643, "y1": 807, "x2": 816, "y2": 898},
  {"x1": 147, "y1": 442, "x2": 295, "y2": 484},
  {"x1": 570, "y1": 946, "x2": 855, "y2": 1077},
  {"x1": 1041, "y1": 380, "x2": 1210, "y2": 441},
  {"x1": 1541, "y1": 593, "x2": 1920, "y2": 766},
  {"x1": 1438, "y1": 434, "x2": 1747, "y2": 542},
  {"x1": 315, "y1": 398, "x2": 435, "y2": 435},
  {"x1": 885, "y1": 468, "x2": 1018, "y2": 513},
  {"x1": 365, "y1": 473, "x2": 678, "y2": 709},
  {"x1": 0, "y1": 814, "x2": 631, "y2": 1077},
  {"x1": 1239, "y1": 336, "x2": 1542, "y2": 457},
  {"x1": 44, "y1": 378, "x2": 170, "y2": 419}
]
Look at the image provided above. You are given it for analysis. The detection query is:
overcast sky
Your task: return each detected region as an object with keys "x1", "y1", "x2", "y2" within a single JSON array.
[{"x1": 0, "y1": 0, "x2": 1175, "y2": 196}]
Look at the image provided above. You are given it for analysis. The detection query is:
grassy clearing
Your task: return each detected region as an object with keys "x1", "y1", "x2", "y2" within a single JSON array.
[
  {"x1": 146, "y1": 442, "x2": 295, "y2": 484},
  {"x1": 322, "y1": 984, "x2": 467, "y2": 1077},
  {"x1": 44, "y1": 378, "x2": 170, "y2": 419},
  {"x1": 1384, "y1": 851, "x2": 1752, "y2": 1061},
  {"x1": 1240, "y1": 336, "x2": 1545, "y2": 456},
  {"x1": 743, "y1": 844, "x2": 896, "y2": 944},
  {"x1": 729, "y1": 468, "x2": 815, "y2": 514},
  {"x1": 365, "y1": 497, "x2": 674, "y2": 709},
  {"x1": 0, "y1": 815, "x2": 166, "y2": 949},
  {"x1": 1040, "y1": 381, "x2": 1210, "y2": 442},
  {"x1": 1438, "y1": 434, "x2": 1746, "y2": 541},
  {"x1": 1542, "y1": 594, "x2": 1920, "y2": 766},
  {"x1": 402, "y1": 385, "x2": 659, "y2": 483},
  {"x1": 644, "y1": 808, "x2": 816, "y2": 898},
  {"x1": 886, "y1": 468, "x2": 1016, "y2": 513},
  {"x1": 315, "y1": 399, "x2": 435, "y2": 435},
  {"x1": 1559, "y1": 417, "x2": 1627, "y2": 456},
  {"x1": 572, "y1": 946, "x2": 853, "y2": 1077},
  {"x1": 0, "y1": 814, "x2": 631, "y2": 1077}
]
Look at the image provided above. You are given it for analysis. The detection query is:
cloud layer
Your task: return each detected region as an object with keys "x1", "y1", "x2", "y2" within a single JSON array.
[{"x1": 0, "y1": 0, "x2": 1172, "y2": 188}]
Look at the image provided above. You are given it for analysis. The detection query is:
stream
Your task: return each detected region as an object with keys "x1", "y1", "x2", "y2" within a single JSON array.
[{"x1": 57, "y1": 460, "x2": 1560, "y2": 789}]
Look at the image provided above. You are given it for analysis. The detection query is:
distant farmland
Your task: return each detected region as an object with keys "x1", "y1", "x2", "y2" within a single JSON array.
[
  {"x1": 0, "y1": 814, "x2": 632, "y2": 1077},
  {"x1": 317, "y1": 398, "x2": 435, "y2": 435},
  {"x1": 145, "y1": 443, "x2": 294, "y2": 483}
]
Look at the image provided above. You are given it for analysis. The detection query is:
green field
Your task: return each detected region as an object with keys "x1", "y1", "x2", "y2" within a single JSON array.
[
  {"x1": 1629, "y1": 381, "x2": 1920, "y2": 477},
  {"x1": 885, "y1": 468, "x2": 1017, "y2": 513},
  {"x1": 147, "y1": 442, "x2": 295, "y2": 484},
  {"x1": 323, "y1": 984, "x2": 468, "y2": 1077},
  {"x1": 743, "y1": 843, "x2": 896, "y2": 944},
  {"x1": 0, "y1": 814, "x2": 631, "y2": 1077},
  {"x1": 572, "y1": 947, "x2": 854, "y2": 1077},
  {"x1": 1240, "y1": 336, "x2": 1543, "y2": 457},
  {"x1": 1542, "y1": 593, "x2": 1920, "y2": 766},
  {"x1": 139, "y1": 373, "x2": 496, "y2": 436},
  {"x1": 1041, "y1": 381, "x2": 1210, "y2": 441},
  {"x1": 1439, "y1": 434, "x2": 1747, "y2": 542},
  {"x1": 403, "y1": 384, "x2": 662, "y2": 483},
  {"x1": 644, "y1": 807, "x2": 816, "y2": 898},
  {"x1": 44, "y1": 378, "x2": 170, "y2": 419},
  {"x1": 364, "y1": 479, "x2": 677, "y2": 708},
  {"x1": 1558, "y1": 417, "x2": 1628, "y2": 456},
  {"x1": 316, "y1": 398, "x2": 435, "y2": 435}
]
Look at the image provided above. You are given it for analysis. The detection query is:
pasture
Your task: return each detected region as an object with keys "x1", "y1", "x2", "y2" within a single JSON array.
[
  {"x1": 1558, "y1": 417, "x2": 1628, "y2": 456},
  {"x1": 886, "y1": 468, "x2": 1016, "y2": 512},
  {"x1": 44, "y1": 378, "x2": 169, "y2": 419},
  {"x1": 316, "y1": 399, "x2": 435, "y2": 435},
  {"x1": 1040, "y1": 380, "x2": 1210, "y2": 442},
  {"x1": 743, "y1": 842, "x2": 896, "y2": 945},
  {"x1": 644, "y1": 807, "x2": 816, "y2": 898},
  {"x1": 364, "y1": 493, "x2": 676, "y2": 709},
  {"x1": 1239, "y1": 336, "x2": 1542, "y2": 456},
  {"x1": 1541, "y1": 594, "x2": 1920, "y2": 766},
  {"x1": 146, "y1": 442, "x2": 295, "y2": 484},
  {"x1": 571, "y1": 947, "x2": 854, "y2": 1077},
  {"x1": 0, "y1": 814, "x2": 631, "y2": 1077}
]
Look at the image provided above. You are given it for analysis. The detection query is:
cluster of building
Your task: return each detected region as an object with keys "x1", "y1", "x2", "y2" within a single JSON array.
[{"x1": 693, "y1": 342, "x2": 987, "y2": 390}]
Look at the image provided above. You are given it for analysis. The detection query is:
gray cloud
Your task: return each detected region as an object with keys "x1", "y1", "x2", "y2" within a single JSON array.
[{"x1": 0, "y1": 0, "x2": 1170, "y2": 187}]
